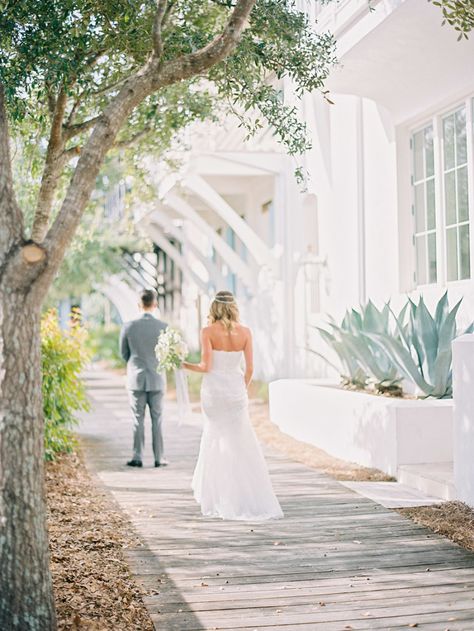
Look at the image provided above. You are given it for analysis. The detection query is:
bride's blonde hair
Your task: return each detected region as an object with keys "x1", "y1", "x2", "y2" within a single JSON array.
[{"x1": 209, "y1": 291, "x2": 239, "y2": 331}]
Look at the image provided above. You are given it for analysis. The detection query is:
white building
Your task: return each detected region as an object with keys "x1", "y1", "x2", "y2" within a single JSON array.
[{"x1": 134, "y1": 0, "x2": 474, "y2": 382}]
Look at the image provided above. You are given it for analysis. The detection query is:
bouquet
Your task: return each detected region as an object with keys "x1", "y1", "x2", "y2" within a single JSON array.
[
  {"x1": 155, "y1": 327, "x2": 188, "y2": 372},
  {"x1": 156, "y1": 327, "x2": 191, "y2": 425}
]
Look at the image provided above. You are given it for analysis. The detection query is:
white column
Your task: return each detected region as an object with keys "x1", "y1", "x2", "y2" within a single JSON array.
[
  {"x1": 452, "y1": 334, "x2": 474, "y2": 507},
  {"x1": 165, "y1": 193, "x2": 256, "y2": 291},
  {"x1": 138, "y1": 222, "x2": 210, "y2": 293},
  {"x1": 183, "y1": 174, "x2": 275, "y2": 269},
  {"x1": 143, "y1": 209, "x2": 227, "y2": 289},
  {"x1": 98, "y1": 276, "x2": 140, "y2": 322}
]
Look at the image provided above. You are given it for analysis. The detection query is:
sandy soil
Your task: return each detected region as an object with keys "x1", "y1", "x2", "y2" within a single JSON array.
[{"x1": 249, "y1": 399, "x2": 395, "y2": 481}]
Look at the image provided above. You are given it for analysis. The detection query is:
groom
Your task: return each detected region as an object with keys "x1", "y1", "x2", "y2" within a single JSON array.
[{"x1": 119, "y1": 289, "x2": 168, "y2": 468}]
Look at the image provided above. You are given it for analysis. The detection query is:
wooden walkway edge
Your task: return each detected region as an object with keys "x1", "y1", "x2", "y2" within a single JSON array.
[{"x1": 79, "y1": 369, "x2": 474, "y2": 630}]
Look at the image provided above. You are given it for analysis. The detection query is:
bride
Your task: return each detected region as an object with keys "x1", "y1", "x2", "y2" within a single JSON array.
[{"x1": 182, "y1": 291, "x2": 283, "y2": 521}]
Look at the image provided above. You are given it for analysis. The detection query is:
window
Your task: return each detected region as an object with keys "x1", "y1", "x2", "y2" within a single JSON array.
[
  {"x1": 442, "y1": 106, "x2": 470, "y2": 280},
  {"x1": 410, "y1": 97, "x2": 473, "y2": 286},
  {"x1": 412, "y1": 125, "x2": 437, "y2": 284}
]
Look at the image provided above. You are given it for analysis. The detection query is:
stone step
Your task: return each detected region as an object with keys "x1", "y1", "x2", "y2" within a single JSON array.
[
  {"x1": 398, "y1": 462, "x2": 455, "y2": 501},
  {"x1": 339, "y1": 481, "x2": 443, "y2": 508}
]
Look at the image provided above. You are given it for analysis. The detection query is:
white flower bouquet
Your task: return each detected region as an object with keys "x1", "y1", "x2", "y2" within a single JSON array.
[{"x1": 155, "y1": 327, "x2": 188, "y2": 372}]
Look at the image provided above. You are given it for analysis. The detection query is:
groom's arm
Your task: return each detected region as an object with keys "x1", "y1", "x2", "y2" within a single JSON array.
[{"x1": 119, "y1": 325, "x2": 131, "y2": 362}]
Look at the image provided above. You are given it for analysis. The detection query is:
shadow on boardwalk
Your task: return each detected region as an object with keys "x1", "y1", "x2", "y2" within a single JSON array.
[{"x1": 79, "y1": 368, "x2": 474, "y2": 631}]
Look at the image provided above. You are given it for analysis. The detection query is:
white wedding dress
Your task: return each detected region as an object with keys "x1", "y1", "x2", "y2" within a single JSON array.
[{"x1": 192, "y1": 350, "x2": 283, "y2": 521}]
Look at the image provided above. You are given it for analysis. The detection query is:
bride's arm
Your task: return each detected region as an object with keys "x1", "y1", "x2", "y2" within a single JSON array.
[
  {"x1": 243, "y1": 329, "x2": 253, "y2": 388},
  {"x1": 182, "y1": 328, "x2": 213, "y2": 373}
]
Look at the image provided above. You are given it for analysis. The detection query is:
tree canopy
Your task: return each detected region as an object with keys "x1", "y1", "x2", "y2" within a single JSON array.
[{"x1": 1, "y1": 0, "x2": 336, "y2": 244}]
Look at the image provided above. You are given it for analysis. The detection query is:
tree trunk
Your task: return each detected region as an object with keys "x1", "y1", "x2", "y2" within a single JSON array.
[
  {"x1": 0, "y1": 289, "x2": 56, "y2": 630},
  {"x1": 0, "y1": 3, "x2": 258, "y2": 623}
]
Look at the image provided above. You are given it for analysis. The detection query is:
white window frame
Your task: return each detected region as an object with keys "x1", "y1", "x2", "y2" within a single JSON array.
[
  {"x1": 407, "y1": 93, "x2": 474, "y2": 289},
  {"x1": 411, "y1": 122, "x2": 437, "y2": 286},
  {"x1": 441, "y1": 104, "x2": 471, "y2": 282}
]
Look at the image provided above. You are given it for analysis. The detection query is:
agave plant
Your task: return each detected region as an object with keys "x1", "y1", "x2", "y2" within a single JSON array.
[
  {"x1": 337, "y1": 301, "x2": 405, "y2": 395},
  {"x1": 368, "y1": 292, "x2": 473, "y2": 398},
  {"x1": 312, "y1": 325, "x2": 369, "y2": 389},
  {"x1": 314, "y1": 301, "x2": 404, "y2": 394}
]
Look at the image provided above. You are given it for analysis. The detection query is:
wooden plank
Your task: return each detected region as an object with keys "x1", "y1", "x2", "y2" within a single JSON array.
[
  {"x1": 151, "y1": 599, "x2": 474, "y2": 631},
  {"x1": 146, "y1": 582, "x2": 474, "y2": 613},
  {"x1": 79, "y1": 370, "x2": 474, "y2": 631}
]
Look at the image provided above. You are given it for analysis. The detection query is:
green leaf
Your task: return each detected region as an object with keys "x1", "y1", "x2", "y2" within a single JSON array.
[
  {"x1": 413, "y1": 295, "x2": 438, "y2": 380},
  {"x1": 435, "y1": 290, "x2": 449, "y2": 328},
  {"x1": 367, "y1": 332, "x2": 434, "y2": 395}
]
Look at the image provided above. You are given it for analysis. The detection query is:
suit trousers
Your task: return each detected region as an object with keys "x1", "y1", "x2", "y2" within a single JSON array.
[{"x1": 129, "y1": 390, "x2": 164, "y2": 462}]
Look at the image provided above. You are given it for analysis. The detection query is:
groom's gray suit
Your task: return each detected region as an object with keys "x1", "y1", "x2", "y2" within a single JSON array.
[{"x1": 120, "y1": 313, "x2": 167, "y2": 463}]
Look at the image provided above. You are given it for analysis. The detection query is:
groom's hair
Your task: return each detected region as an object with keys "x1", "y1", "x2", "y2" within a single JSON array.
[{"x1": 140, "y1": 289, "x2": 157, "y2": 308}]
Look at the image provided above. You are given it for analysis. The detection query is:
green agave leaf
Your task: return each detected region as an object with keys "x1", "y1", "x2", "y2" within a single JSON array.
[
  {"x1": 389, "y1": 302, "x2": 411, "y2": 348},
  {"x1": 414, "y1": 295, "x2": 438, "y2": 381},
  {"x1": 333, "y1": 340, "x2": 366, "y2": 381},
  {"x1": 350, "y1": 308, "x2": 363, "y2": 331},
  {"x1": 316, "y1": 327, "x2": 337, "y2": 346},
  {"x1": 431, "y1": 348, "x2": 453, "y2": 398},
  {"x1": 367, "y1": 332, "x2": 434, "y2": 395},
  {"x1": 397, "y1": 301, "x2": 409, "y2": 324},
  {"x1": 438, "y1": 299, "x2": 462, "y2": 355},
  {"x1": 435, "y1": 291, "x2": 449, "y2": 328},
  {"x1": 359, "y1": 331, "x2": 400, "y2": 381},
  {"x1": 462, "y1": 321, "x2": 474, "y2": 335},
  {"x1": 341, "y1": 310, "x2": 351, "y2": 331},
  {"x1": 381, "y1": 302, "x2": 391, "y2": 330},
  {"x1": 342, "y1": 309, "x2": 362, "y2": 334},
  {"x1": 363, "y1": 300, "x2": 385, "y2": 333},
  {"x1": 317, "y1": 327, "x2": 365, "y2": 382},
  {"x1": 409, "y1": 306, "x2": 425, "y2": 375},
  {"x1": 327, "y1": 322, "x2": 345, "y2": 338},
  {"x1": 339, "y1": 331, "x2": 387, "y2": 382}
]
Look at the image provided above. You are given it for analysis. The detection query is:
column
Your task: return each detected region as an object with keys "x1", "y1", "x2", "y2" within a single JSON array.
[{"x1": 452, "y1": 334, "x2": 474, "y2": 507}]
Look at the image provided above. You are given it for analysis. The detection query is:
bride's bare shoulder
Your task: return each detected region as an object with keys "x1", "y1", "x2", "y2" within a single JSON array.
[{"x1": 237, "y1": 324, "x2": 252, "y2": 338}]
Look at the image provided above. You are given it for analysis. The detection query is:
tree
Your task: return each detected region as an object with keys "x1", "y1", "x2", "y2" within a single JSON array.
[
  {"x1": 429, "y1": 0, "x2": 474, "y2": 39},
  {"x1": 0, "y1": 1, "x2": 335, "y2": 627}
]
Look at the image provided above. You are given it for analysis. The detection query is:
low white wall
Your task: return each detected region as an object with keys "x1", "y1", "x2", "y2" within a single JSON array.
[
  {"x1": 452, "y1": 335, "x2": 474, "y2": 507},
  {"x1": 269, "y1": 379, "x2": 453, "y2": 477}
]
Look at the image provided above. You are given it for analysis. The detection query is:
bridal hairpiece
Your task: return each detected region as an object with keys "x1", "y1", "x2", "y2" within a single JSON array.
[{"x1": 213, "y1": 295, "x2": 236, "y2": 304}]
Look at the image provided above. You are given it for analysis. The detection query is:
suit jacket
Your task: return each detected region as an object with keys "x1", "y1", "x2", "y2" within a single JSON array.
[{"x1": 120, "y1": 313, "x2": 167, "y2": 391}]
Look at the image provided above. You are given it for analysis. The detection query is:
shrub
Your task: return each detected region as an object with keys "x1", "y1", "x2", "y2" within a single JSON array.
[
  {"x1": 370, "y1": 293, "x2": 473, "y2": 398},
  {"x1": 41, "y1": 310, "x2": 90, "y2": 460},
  {"x1": 85, "y1": 323, "x2": 125, "y2": 368},
  {"x1": 315, "y1": 293, "x2": 473, "y2": 399},
  {"x1": 314, "y1": 301, "x2": 404, "y2": 395}
]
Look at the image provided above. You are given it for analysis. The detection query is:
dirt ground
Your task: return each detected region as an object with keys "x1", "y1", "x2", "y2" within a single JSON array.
[
  {"x1": 46, "y1": 452, "x2": 154, "y2": 630},
  {"x1": 396, "y1": 502, "x2": 474, "y2": 553},
  {"x1": 249, "y1": 399, "x2": 395, "y2": 481}
]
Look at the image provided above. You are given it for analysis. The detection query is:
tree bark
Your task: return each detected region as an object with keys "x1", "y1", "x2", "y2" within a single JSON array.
[
  {"x1": 0, "y1": 85, "x2": 56, "y2": 630},
  {"x1": 31, "y1": 89, "x2": 68, "y2": 244},
  {"x1": 0, "y1": 2, "x2": 258, "y2": 627},
  {"x1": 0, "y1": 293, "x2": 56, "y2": 630}
]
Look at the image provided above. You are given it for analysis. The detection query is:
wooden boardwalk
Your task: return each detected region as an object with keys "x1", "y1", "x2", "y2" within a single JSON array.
[{"x1": 79, "y1": 369, "x2": 474, "y2": 630}]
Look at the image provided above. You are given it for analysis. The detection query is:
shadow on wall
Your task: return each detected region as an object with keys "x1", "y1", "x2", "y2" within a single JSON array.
[
  {"x1": 351, "y1": 398, "x2": 396, "y2": 473},
  {"x1": 245, "y1": 271, "x2": 284, "y2": 381}
]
